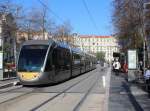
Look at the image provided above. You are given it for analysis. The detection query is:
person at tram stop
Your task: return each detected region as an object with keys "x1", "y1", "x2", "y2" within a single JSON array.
[
  {"x1": 123, "y1": 61, "x2": 128, "y2": 73},
  {"x1": 144, "y1": 66, "x2": 150, "y2": 79},
  {"x1": 113, "y1": 59, "x2": 121, "y2": 75},
  {"x1": 144, "y1": 66, "x2": 150, "y2": 91},
  {"x1": 138, "y1": 61, "x2": 143, "y2": 74}
]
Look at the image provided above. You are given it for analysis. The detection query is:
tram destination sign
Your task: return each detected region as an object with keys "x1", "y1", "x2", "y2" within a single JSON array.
[{"x1": 128, "y1": 50, "x2": 137, "y2": 69}]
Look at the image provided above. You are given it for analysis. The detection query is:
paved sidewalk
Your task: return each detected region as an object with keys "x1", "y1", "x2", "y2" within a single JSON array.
[
  {"x1": 109, "y1": 71, "x2": 150, "y2": 111},
  {"x1": 0, "y1": 78, "x2": 18, "y2": 86}
]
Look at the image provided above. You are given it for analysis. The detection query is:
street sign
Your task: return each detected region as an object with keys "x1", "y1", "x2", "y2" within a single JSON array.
[{"x1": 128, "y1": 50, "x2": 137, "y2": 69}]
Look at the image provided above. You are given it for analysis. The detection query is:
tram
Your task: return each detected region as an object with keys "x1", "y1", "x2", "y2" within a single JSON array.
[{"x1": 17, "y1": 40, "x2": 96, "y2": 85}]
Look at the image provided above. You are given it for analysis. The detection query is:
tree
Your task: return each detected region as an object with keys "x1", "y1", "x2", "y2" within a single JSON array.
[
  {"x1": 24, "y1": 7, "x2": 57, "y2": 40},
  {"x1": 96, "y1": 52, "x2": 105, "y2": 62},
  {"x1": 112, "y1": 0, "x2": 144, "y2": 50},
  {"x1": 24, "y1": 7, "x2": 47, "y2": 40},
  {"x1": 0, "y1": 0, "x2": 73, "y2": 42},
  {"x1": 54, "y1": 21, "x2": 73, "y2": 42}
]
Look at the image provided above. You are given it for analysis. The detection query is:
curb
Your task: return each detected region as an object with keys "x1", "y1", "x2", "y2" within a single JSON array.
[
  {"x1": 0, "y1": 81, "x2": 20, "y2": 89},
  {"x1": 105, "y1": 67, "x2": 111, "y2": 111}
]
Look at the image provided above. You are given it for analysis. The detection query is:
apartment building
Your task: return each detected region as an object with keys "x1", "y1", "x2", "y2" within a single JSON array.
[{"x1": 76, "y1": 35, "x2": 119, "y2": 62}]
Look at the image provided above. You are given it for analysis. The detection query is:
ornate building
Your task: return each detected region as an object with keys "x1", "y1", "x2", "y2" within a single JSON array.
[{"x1": 74, "y1": 35, "x2": 119, "y2": 62}]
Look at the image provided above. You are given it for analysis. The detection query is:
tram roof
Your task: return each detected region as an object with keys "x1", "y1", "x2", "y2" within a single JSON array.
[
  {"x1": 56, "y1": 41, "x2": 70, "y2": 49},
  {"x1": 22, "y1": 40, "x2": 54, "y2": 46},
  {"x1": 72, "y1": 47, "x2": 82, "y2": 53}
]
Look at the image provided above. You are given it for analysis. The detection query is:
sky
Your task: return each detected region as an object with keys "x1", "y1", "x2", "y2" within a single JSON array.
[{"x1": 12, "y1": 0, "x2": 113, "y2": 35}]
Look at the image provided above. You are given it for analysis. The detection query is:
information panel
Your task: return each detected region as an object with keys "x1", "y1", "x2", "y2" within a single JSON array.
[{"x1": 128, "y1": 50, "x2": 137, "y2": 69}]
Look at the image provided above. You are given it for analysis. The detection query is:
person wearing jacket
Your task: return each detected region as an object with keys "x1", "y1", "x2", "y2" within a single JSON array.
[
  {"x1": 144, "y1": 66, "x2": 150, "y2": 92},
  {"x1": 113, "y1": 59, "x2": 121, "y2": 75}
]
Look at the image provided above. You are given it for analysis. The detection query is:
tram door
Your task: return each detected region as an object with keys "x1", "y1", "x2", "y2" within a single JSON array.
[
  {"x1": 52, "y1": 47, "x2": 71, "y2": 82},
  {"x1": 80, "y1": 55, "x2": 85, "y2": 73},
  {"x1": 72, "y1": 52, "x2": 81, "y2": 76}
]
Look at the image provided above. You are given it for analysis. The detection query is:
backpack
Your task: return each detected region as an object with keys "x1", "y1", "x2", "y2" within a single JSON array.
[{"x1": 114, "y1": 63, "x2": 117, "y2": 68}]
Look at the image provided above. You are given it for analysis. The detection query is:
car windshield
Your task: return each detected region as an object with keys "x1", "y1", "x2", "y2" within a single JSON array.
[{"x1": 18, "y1": 45, "x2": 48, "y2": 72}]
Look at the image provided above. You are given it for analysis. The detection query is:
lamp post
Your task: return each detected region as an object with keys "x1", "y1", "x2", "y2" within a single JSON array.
[{"x1": 0, "y1": 15, "x2": 5, "y2": 80}]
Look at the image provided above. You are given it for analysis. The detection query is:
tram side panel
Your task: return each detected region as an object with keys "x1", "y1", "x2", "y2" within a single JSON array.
[
  {"x1": 71, "y1": 52, "x2": 81, "y2": 77},
  {"x1": 89, "y1": 56, "x2": 93, "y2": 70},
  {"x1": 85, "y1": 56, "x2": 90, "y2": 71},
  {"x1": 93, "y1": 57, "x2": 96, "y2": 69},
  {"x1": 52, "y1": 46, "x2": 71, "y2": 82},
  {"x1": 80, "y1": 54, "x2": 86, "y2": 74},
  {"x1": 39, "y1": 45, "x2": 55, "y2": 84},
  {"x1": 91, "y1": 56, "x2": 96, "y2": 70}
]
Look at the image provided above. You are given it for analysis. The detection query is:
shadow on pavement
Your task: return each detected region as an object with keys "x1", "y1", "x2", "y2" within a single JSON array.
[
  {"x1": 122, "y1": 82, "x2": 144, "y2": 111},
  {"x1": 109, "y1": 71, "x2": 150, "y2": 111}
]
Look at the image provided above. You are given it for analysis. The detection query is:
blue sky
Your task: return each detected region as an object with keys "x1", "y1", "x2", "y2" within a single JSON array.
[{"x1": 12, "y1": 0, "x2": 113, "y2": 35}]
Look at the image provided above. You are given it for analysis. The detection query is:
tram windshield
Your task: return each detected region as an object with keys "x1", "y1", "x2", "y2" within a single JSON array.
[{"x1": 18, "y1": 45, "x2": 49, "y2": 72}]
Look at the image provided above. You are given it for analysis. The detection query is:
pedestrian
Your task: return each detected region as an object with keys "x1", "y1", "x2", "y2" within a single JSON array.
[
  {"x1": 113, "y1": 59, "x2": 121, "y2": 76},
  {"x1": 138, "y1": 61, "x2": 143, "y2": 75},
  {"x1": 123, "y1": 61, "x2": 128, "y2": 73},
  {"x1": 144, "y1": 66, "x2": 150, "y2": 93}
]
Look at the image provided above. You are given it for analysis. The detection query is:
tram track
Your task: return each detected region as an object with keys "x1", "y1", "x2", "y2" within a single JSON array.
[
  {"x1": 73, "y1": 72, "x2": 99, "y2": 111},
  {"x1": 0, "y1": 86, "x2": 23, "y2": 94},
  {"x1": 0, "y1": 87, "x2": 42, "y2": 105},
  {"x1": 0, "y1": 69, "x2": 97, "y2": 107},
  {"x1": 30, "y1": 70, "x2": 98, "y2": 111}
]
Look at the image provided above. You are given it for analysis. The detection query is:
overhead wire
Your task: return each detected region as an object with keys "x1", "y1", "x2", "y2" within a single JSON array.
[
  {"x1": 38, "y1": 0, "x2": 102, "y2": 35},
  {"x1": 37, "y1": 0, "x2": 64, "y2": 23},
  {"x1": 82, "y1": 0, "x2": 100, "y2": 34}
]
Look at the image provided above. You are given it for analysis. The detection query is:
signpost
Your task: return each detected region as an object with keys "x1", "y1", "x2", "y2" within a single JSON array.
[
  {"x1": 0, "y1": 23, "x2": 3, "y2": 80},
  {"x1": 128, "y1": 50, "x2": 137, "y2": 81}
]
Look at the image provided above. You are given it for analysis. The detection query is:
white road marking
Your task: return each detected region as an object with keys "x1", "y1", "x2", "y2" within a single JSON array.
[
  {"x1": 102, "y1": 76, "x2": 106, "y2": 88},
  {"x1": 105, "y1": 67, "x2": 111, "y2": 111}
]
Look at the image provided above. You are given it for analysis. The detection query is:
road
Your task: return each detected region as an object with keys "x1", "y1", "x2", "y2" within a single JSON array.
[{"x1": 0, "y1": 65, "x2": 110, "y2": 111}]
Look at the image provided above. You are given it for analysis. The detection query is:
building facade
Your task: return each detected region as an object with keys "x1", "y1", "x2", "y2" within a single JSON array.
[
  {"x1": 0, "y1": 13, "x2": 17, "y2": 79},
  {"x1": 16, "y1": 30, "x2": 49, "y2": 44},
  {"x1": 75, "y1": 35, "x2": 119, "y2": 62}
]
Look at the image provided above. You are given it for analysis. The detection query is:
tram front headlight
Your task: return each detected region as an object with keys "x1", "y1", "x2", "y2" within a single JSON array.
[
  {"x1": 18, "y1": 72, "x2": 39, "y2": 80},
  {"x1": 33, "y1": 74, "x2": 38, "y2": 78}
]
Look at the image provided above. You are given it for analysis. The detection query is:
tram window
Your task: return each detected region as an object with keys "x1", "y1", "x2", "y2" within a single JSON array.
[
  {"x1": 58, "y1": 48, "x2": 70, "y2": 70},
  {"x1": 18, "y1": 46, "x2": 48, "y2": 72},
  {"x1": 45, "y1": 44, "x2": 55, "y2": 71},
  {"x1": 45, "y1": 52, "x2": 52, "y2": 71},
  {"x1": 73, "y1": 53, "x2": 80, "y2": 65},
  {"x1": 52, "y1": 48, "x2": 58, "y2": 68},
  {"x1": 80, "y1": 55, "x2": 85, "y2": 66},
  {"x1": 52, "y1": 47, "x2": 70, "y2": 70}
]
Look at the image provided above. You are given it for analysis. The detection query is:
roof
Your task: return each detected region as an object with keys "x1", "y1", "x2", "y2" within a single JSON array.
[
  {"x1": 79, "y1": 35, "x2": 112, "y2": 38},
  {"x1": 23, "y1": 40, "x2": 54, "y2": 45}
]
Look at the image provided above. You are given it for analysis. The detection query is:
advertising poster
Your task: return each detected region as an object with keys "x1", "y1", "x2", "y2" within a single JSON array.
[{"x1": 128, "y1": 50, "x2": 137, "y2": 69}]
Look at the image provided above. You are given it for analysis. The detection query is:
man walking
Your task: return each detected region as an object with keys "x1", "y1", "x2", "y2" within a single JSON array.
[{"x1": 113, "y1": 59, "x2": 121, "y2": 75}]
